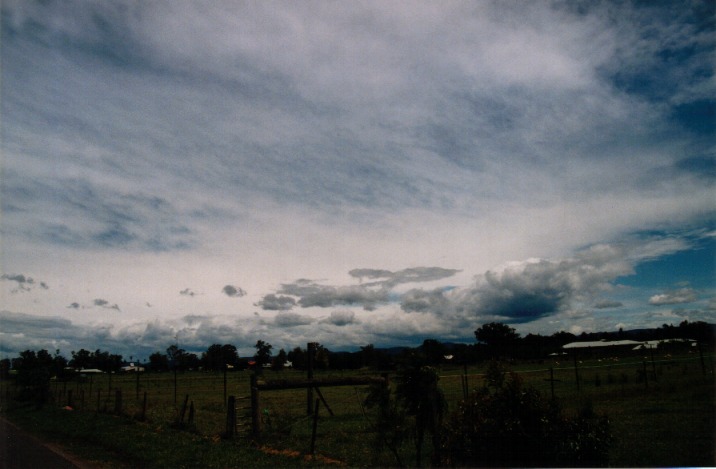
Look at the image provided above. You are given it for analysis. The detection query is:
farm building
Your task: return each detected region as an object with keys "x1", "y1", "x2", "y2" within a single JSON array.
[
  {"x1": 562, "y1": 338, "x2": 697, "y2": 357},
  {"x1": 562, "y1": 339, "x2": 644, "y2": 358}
]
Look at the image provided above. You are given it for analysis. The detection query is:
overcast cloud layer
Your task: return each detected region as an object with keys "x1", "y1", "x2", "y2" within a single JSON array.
[{"x1": 1, "y1": 1, "x2": 714, "y2": 359}]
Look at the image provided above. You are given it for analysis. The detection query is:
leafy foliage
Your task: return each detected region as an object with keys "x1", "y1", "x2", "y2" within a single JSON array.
[{"x1": 440, "y1": 371, "x2": 612, "y2": 467}]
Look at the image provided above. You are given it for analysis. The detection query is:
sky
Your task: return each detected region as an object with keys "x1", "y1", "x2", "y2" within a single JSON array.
[{"x1": 1, "y1": 0, "x2": 714, "y2": 361}]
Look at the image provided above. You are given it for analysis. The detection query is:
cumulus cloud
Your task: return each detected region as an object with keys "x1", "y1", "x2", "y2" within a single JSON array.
[
  {"x1": 180, "y1": 288, "x2": 197, "y2": 297},
  {"x1": 270, "y1": 266, "x2": 459, "y2": 311},
  {"x1": 401, "y1": 288, "x2": 451, "y2": 314},
  {"x1": 257, "y1": 294, "x2": 297, "y2": 311},
  {"x1": 94, "y1": 298, "x2": 121, "y2": 311},
  {"x1": 277, "y1": 280, "x2": 388, "y2": 310},
  {"x1": 450, "y1": 244, "x2": 634, "y2": 322},
  {"x1": 324, "y1": 310, "x2": 357, "y2": 326},
  {"x1": 222, "y1": 285, "x2": 246, "y2": 298},
  {"x1": 1, "y1": 273, "x2": 49, "y2": 292},
  {"x1": 274, "y1": 312, "x2": 313, "y2": 327},
  {"x1": 648, "y1": 288, "x2": 698, "y2": 305}
]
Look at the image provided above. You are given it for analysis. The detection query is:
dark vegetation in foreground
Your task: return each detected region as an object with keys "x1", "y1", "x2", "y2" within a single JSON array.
[{"x1": 1, "y1": 320, "x2": 714, "y2": 467}]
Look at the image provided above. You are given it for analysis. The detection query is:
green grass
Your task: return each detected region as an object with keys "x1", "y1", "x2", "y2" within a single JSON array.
[{"x1": 1, "y1": 351, "x2": 714, "y2": 467}]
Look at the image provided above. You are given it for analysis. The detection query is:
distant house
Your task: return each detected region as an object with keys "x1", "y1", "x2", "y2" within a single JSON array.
[
  {"x1": 78, "y1": 368, "x2": 104, "y2": 374},
  {"x1": 121, "y1": 363, "x2": 145, "y2": 372}
]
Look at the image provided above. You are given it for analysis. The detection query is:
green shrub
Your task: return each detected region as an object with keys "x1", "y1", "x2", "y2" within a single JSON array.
[{"x1": 439, "y1": 372, "x2": 612, "y2": 467}]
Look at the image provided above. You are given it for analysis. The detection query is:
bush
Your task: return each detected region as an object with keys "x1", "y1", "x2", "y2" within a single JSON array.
[{"x1": 439, "y1": 372, "x2": 612, "y2": 467}]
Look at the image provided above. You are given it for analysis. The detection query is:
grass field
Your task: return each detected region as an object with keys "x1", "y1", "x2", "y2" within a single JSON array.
[{"x1": 1, "y1": 351, "x2": 714, "y2": 467}]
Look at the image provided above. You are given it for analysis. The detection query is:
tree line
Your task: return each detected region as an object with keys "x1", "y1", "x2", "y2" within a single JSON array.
[{"x1": 2, "y1": 320, "x2": 712, "y2": 380}]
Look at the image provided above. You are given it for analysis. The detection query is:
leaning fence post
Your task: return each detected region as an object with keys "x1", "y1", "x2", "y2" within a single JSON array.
[{"x1": 179, "y1": 394, "x2": 189, "y2": 424}]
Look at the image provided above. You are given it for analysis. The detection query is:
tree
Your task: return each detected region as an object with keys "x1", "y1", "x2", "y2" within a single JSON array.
[
  {"x1": 70, "y1": 349, "x2": 93, "y2": 369},
  {"x1": 475, "y1": 322, "x2": 520, "y2": 358},
  {"x1": 148, "y1": 352, "x2": 169, "y2": 371},
  {"x1": 202, "y1": 344, "x2": 239, "y2": 371},
  {"x1": 254, "y1": 340, "x2": 273, "y2": 368},
  {"x1": 419, "y1": 339, "x2": 445, "y2": 365},
  {"x1": 475, "y1": 322, "x2": 520, "y2": 346},
  {"x1": 287, "y1": 346, "x2": 306, "y2": 369},
  {"x1": 272, "y1": 348, "x2": 288, "y2": 370}
]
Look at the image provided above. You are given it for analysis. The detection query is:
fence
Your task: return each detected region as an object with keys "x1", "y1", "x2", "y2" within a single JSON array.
[{"x1": 3, "y1": 347, "x2": 713, "y2": 465}]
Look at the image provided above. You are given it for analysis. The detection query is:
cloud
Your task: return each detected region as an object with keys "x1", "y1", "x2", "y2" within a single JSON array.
[
  {"x1": 257, "y1": 294, "x2": 297, "y2": 311},
  {"x1": 270, "y1": 266, "x2": 459, "y2": 311},
  {"x1": 180, "y1": 288, "x2": 197, "y2": 297},
  {"x1": 93, "y1": 298, "x2": 121, "y2": 311},
  {"x1": 450, "y1": 244, "x2": 634, "y2": 322},
  {"x1": 401, "y1": 288, "x2": 451, "y2": 314},
  {"x1": 67, "y1": 302, "x2": 81, "y2": 309},
  {"x1": 324, "y1": 310, "x2": 357, "y2": 327},
  {"x1": 222, "y1": 285, "x2": 246, "y2": 298},
  {"x1": 648, "y1": 288, "x2": 698, "y2": 305},
  {"x1": 1, "y1": 273, "x2": 49, "y2": 292},
  {"x1": 594, "y1": 300, "x2": 624, "y2": 309},
  {"x1": 274, "y1": 312, "x2": 313, "y2": 327},
  {"x1": 277, "y1": 280, "x2": 388, "y2": 310},
  {"x1": 349, "y1": 267, "x2": 460, "y2": 287}
]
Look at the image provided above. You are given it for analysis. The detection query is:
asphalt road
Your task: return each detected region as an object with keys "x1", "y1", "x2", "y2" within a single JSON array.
[{"x1": 0, "y1": 417, "x2": 84, "y2": 469}]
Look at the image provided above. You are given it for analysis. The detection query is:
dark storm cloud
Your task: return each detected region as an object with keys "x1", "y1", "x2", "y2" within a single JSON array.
[
  {"x1": 222, "y1": 285, "x2": 246, "y2": 298},
  {"x1": 180, "y1": 288, "x2": 197, "y2": 297}
]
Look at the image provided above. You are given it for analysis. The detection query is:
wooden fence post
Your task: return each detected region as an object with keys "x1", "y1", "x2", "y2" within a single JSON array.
[
  {"x1": 188, "y1": 400, "x2": 195, "y2": 425},
  {"x1": 114, "y1": 389, "x2": 123, "y2": 415},
  {"x1": 250, "y1": 374, "x2": 261, "y2": 439},
  {"x1": 179, "y1": 394, "x2": 189, "y2": 424},
  {"x1": 225, "y1": 395, "x2": 236, "y2": 439},
  {"x1": 140, "y1": 391, "x2": 147, "y2": 421},
  {"x1": 307, "y1": 342, "x2": 316, "y2": 415},
  {"x1": 67, "y1": 389, "x2": 74, "y2": 408},
  {"x1": 310, "y1": 398, "x2": 320, "y2": 455},
  {"x1": 461, "y1": 363, "x2": 469, "y2": 400},
  {"x1": 223, "y1": 365, "x2": 228, "y2": 408},
  {"x1": 573, "y1": 350, "x2": 580, "y2": 391}
]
